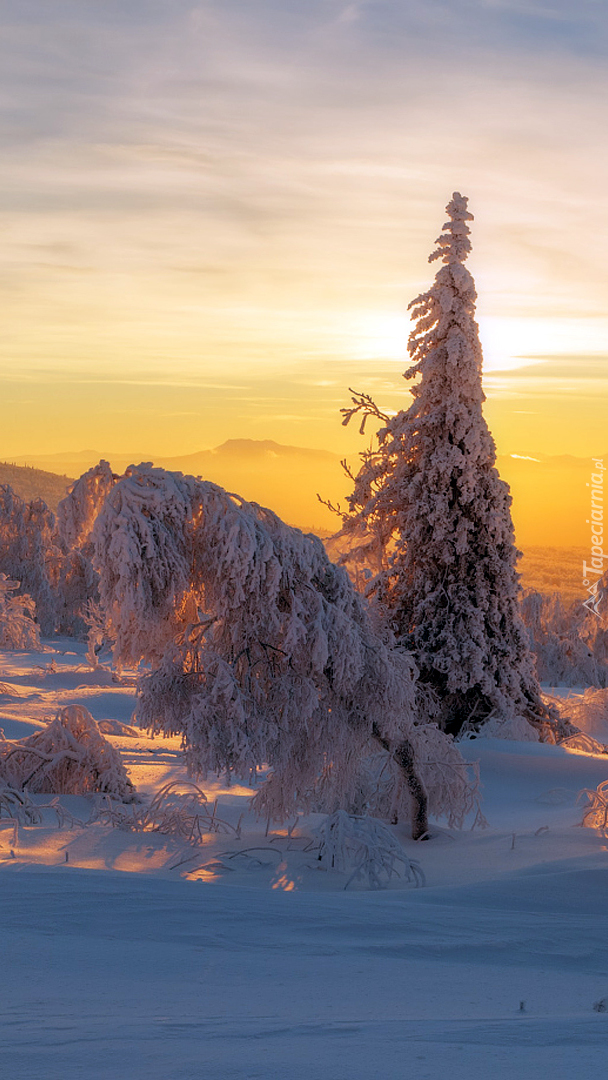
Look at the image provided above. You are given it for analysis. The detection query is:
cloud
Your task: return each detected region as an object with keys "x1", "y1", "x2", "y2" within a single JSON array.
[{"x1": 0, "y1": 0, "x2": 607, "y2": 458}]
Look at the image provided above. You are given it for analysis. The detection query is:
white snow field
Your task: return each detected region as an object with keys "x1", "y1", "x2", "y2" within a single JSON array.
[{"x1": 2, "y1": 641, "x2": 608, "y2": 1080}]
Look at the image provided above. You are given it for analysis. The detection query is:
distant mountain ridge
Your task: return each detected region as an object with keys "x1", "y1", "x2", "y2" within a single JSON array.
[
  {"x1": 6, "y1": 440, "x2": 346, "y2": 534},
  {"x1": 4, "y1": 441, "x2": 606, "y2": 547},
  {"x1": 0, "y1": 461, "x2": 74, "y2": 512},
  {"x1": 11, "y1": 438, "x2": 338, "y2": 475}
]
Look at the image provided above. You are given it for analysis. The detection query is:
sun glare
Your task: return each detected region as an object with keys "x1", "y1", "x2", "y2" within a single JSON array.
[
  {"x1": 349, "y1": 312, "x2": 411, "y2": 361},
  {"x1": 479, "y1": 317, "x2": 608, "y2": 373}
]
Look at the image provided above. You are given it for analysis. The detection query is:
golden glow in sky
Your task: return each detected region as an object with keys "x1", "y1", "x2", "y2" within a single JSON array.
[{"x1": 1, "y1": 1, "x2": 607, "y2": 474}]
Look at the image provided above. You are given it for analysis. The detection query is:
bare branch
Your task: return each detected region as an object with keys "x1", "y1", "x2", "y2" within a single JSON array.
[{"x1": 340, "y1": 389, "x2": 390, "y2": 434}]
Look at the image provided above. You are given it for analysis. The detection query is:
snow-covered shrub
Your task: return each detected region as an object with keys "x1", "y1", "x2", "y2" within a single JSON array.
[
  {"x1": 90, "y1": 780, "x2": 237, "y2": 842},
  {"x1": 0, "y1": 485, "x2": 57, "y2": 634},
  {"x1": 337, "y1": 194, "x2": 565, "y2": 743},
  {"x1": 542, "y1": 689, "x2": 608, "y2": 754},
  {"x1": 0, "y1": 574, "x2": 41, "y2": 650},
  {"x1": 0, "y1": 705, "x2": 135, "y2": 799},
  {"x1": 51, "y1": 549, "x2": 101, "y2": 640},
  {"x1": 0, "y1": 783, "x2": 82, "y2": 827},
  {"x1": 314, "y1": 810, "x2": 425, "y2": 889},
  {"x1": 92, "y1": 464, "x2": 479, "y2": 838},
  {"x1": 470, "y1": 712, "x2": 541, "y2": 742},
  {"x1": 579, "y1": 779, "x2": 608, "y2": 832},
  {"x1": 0, "y1": 783, "x2": 44, "y2": 825},
  {"x1": 558, "y1": 688, "x2": 608, "y2": 742},
  {"x1": 559, "y1": 730, "x2": 608, "y2": 754},
  {"x1": 521, "y1": 589, "x2": 608, "y2": 688}
]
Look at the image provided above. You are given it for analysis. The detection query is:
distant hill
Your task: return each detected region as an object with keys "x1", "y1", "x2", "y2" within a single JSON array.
[
  {"x1": 9, "y1": 440, "x2": 347, "y2": 534},
  {"x1": 0, "y1": 462, "x2": 74, "y2": 512},
  {"x1": 8, "y1": 449, "x2": 136, "y2": 477},
  {"x1": 0, "y1": 452, "x2": 590, "y2": 603},
  {"x1": 8, "y1": 441, "x2": 606, "y2": 550},
  {"x1": 160, "y1": 440, "x2": 346, "y2": 534}
]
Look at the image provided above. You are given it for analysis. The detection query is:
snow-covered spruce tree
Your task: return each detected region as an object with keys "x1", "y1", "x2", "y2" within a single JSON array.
[
  {"x1": 91, "y1": 464, "x2": 479, "y2": 837},
  {"x1": 0, "y1": 485, "x2": 57, "y2": 635},
  {"x1": 341, "y1": 193, "x2": 567, "y2": 741}
]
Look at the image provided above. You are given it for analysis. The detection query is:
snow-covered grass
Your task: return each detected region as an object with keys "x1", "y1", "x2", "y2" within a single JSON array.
[{"x1": 2, "y1": 640, "x2": 608, "y2": 1079}]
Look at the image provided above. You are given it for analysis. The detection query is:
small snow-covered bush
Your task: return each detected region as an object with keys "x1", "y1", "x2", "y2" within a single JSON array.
[
  {"x1": 579, "y1": 780, "x2": 608, "y2": 832},
  {"x1": 0, "y1": 783, "x2": 43, "y2": 824},
  {"x1": 314, "y1": 810, "x2": 425, "y2": 889},
  {"x1": 0, "y1": 705, "x2": 135, "y2": 799},
  {"x1": 0, "y1": 574, "x2": 41, "y2": 650},
  {"x1": 90, "y1": 780, "x2": 238, "y2": 843},
  {"x1": 0, "y1": 783, "x2": 82, "y2": 827},
  {"x1": 469, "y1": 713, "x2": 541, "y2": 743},
  {"x1": 560, "y1": 688, "x2": 608, "y2": 742}
]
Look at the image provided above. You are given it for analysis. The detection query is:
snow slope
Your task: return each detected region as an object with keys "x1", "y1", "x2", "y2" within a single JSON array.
[{"x1": 2, "y1": 642, "x2": 608, "y2": 1079}]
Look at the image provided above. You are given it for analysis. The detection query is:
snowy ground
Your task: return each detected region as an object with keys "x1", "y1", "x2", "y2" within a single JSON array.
[{"x1": 2, "y1": 641, "x2": 608, "y2": 1079}]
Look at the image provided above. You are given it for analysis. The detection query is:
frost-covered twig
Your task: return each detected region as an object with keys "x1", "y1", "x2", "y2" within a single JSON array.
[
  {"x1": 0, "y1": 784, "x2": 43, "y2": 825},
  {"x1": 341, "y1": 389, "x2": 390, "y2": 435},
  {"x1": 0, "y1": 783, "x2": 80, "y2": 828}
]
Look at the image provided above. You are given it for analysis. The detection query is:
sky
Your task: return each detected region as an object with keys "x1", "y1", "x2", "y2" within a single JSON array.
[{"x1": 1, "y1": 0, "x2": 607, "y2": 461}]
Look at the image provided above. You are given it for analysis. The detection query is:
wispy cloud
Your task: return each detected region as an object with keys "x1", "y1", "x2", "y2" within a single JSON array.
[{"x1": 0, "y1": 1, "x2": 607, "y2": 457}]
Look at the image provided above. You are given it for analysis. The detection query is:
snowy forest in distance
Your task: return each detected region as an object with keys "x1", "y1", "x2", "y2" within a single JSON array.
[{"x1": 2, "y1": 194, "x2": 608, "y2": 1079}]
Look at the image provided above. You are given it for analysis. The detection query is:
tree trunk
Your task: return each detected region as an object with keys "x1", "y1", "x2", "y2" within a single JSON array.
[{"x1": 372, "y1": 723, "x2": 429, "y2": 840}]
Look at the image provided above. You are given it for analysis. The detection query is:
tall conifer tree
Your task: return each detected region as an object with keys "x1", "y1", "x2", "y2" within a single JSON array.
[{"x1": 343, "y1": 193, "x2": 562, "y2": 739}]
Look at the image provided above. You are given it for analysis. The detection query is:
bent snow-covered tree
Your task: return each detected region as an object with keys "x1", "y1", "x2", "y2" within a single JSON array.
[
  {"x1": 91, "y1": 464, "x2": 478, "y2": 838},
  {"x1": 53, "y1": 460, "x2": 118, "y2": 640},
  {"x1": 341, "y1": 193, "x2": 566, "y2": 741}
]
